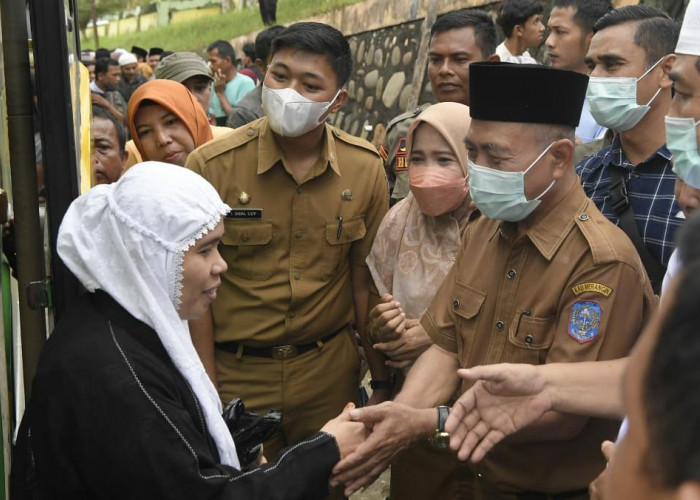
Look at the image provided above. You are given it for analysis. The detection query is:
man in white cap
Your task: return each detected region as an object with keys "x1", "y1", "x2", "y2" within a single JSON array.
[
  {"x1": 662, "y1": 0, "x2": 700, "y2": 284},
  {"x1": 118, "y1": 52, "x2": 147, "y2": 103}
]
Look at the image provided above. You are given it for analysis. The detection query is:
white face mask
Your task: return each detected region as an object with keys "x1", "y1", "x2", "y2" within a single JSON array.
[
  {"x1": 262, "y1": 84, "x2": 340, "y2": 137},
  {"x1": 468, "y1": 142, "x2": 556, "y2": 222},
  {"x1": 586, "y1": 57, "x2": 664, "y2": 132}
]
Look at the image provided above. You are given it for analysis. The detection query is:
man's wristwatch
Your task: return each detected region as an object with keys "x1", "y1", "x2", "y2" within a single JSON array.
[
  {"x1": 429, "y1": 406, "x2": 450, "y2": 449},
  {"x1": 369, "y1": 379, "x2": 393, "y2": 391}
]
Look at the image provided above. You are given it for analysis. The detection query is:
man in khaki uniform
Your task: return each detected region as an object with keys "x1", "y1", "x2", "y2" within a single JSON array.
[
  {"x1": 185, "y1": 22, "x2": 388, "y2": 467},
  {"x1": 331, "y1": 62, "x2": 656, "y2": 499},
  {"x1": 382, "y1": 9, "x2": 497, "y2": 204}
]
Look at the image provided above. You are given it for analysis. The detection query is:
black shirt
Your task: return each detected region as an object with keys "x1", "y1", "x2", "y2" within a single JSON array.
[{"x1": 11, "y1": 291, "x2": 339, "y2": 499}]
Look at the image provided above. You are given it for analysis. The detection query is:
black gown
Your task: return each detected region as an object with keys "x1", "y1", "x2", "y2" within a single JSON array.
[{"x1": 11, "y1": 291, "x2": 339, "y2": 499}]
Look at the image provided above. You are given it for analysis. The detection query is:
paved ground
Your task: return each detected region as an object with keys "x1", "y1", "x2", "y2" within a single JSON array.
[{"x1": 350, "y1": 469, "x2": 390, "y2": 500}]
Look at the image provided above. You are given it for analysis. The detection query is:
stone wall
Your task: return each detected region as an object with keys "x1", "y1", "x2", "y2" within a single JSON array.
[
  {"x1": 229, "y1": 0, "x2": 640, "y2": 146},
  {"x1": 333, "y1": 2, "x2": 502, "y2": 147},
  {"x1": 330, "y1": 21, "x2": 423, "y2": 144}
]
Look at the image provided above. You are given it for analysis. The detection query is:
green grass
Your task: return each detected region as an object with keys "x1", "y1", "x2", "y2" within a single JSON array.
[{"x1": 81, "y1": 0, "x2": 365, "y2": 52}]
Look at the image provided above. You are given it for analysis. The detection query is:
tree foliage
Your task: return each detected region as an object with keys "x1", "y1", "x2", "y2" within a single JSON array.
[{"x1": 75, "y1": 0, "x2": 151, "y2": 31}]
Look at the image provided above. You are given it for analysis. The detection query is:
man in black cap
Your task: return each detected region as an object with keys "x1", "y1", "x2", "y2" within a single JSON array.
[
  {"x1": 330, "y1": 62, "x2": 655, "y2": 499},
  {"x1": 148, "y1": 47, "x2": 164, "y2": 73},
  {"x1": 131, "y1": 45, "x2": 148, "y2": 63}
]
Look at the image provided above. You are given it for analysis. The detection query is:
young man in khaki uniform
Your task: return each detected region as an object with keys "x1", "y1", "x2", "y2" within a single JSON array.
[
  {"x1": 331, "y1": 62, "x2": 656, "y2": 499},
  {"x1": 382, "y1": 9, "x2": 497, "y2": 205},
  {"x1": 186, "y1": 22, "x2": 388, "y2": 467}
]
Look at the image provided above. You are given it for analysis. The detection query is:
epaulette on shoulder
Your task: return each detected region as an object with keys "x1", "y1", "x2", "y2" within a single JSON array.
[
  {"x1": 330, "y1": 126, "x2": 381, "y2": 158},
  {"x1": 386, "y1": 103, "x2": 431, "y2": 131},
  {"x1": 574, "y1": 211, "x2": 623, "y2": 266},
  {"x1": 195, "y1": 122, "x2": 260, "y2": 161}
]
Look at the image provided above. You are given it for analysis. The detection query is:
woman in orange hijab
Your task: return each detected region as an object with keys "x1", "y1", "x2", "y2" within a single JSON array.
[{"x1": 127, "y1": 79, "x2": 213, "y2": 167}]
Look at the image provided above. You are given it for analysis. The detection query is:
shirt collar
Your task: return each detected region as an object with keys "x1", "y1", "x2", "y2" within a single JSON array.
[
  {"x1": 602, "y1": 135, "x2": 672, "y2": 169},
  {"x1": 524, "y1": 181, "x2": 587, "y2": 260},
  {"x1": 257, "y1": 119, "x2": 341, "y2": 177},
  {"x1": 488, "y1": 181, "x2": 587, "y2": 261},
  {"x1": 90, "y1": 80, "x2": 105, "y2": 95}
]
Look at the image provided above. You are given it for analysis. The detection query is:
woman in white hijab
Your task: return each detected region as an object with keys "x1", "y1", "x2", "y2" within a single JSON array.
[{"x1": 11, "y1": 162, "x2": 364, "y2": 499}]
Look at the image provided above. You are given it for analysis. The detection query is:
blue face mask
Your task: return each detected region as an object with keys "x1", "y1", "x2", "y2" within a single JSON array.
[
  {"x1": 666, "y1": 115, "x2": 700, "y2": 189},
  {"x1": 467, "y1": 143, "x2": 555, "y2": 222},
  {"x1": 586, "y1": 57, "x2": 664, "y2": 132}
]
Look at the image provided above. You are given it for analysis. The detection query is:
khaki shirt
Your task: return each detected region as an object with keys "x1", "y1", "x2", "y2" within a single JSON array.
[
  {"x1": 187, "y1": 117, "x2": 389, "y2": 345},
  {"x1": 381, "y1": 104, "x2": 430, "y2": 203},
  {"x1": 422, "y1": 181, "x2": 656, "y2": 493}
]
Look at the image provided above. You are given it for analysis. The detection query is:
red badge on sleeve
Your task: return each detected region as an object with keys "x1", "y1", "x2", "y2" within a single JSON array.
[{"x1": 395, "y1": 137, "x2": 407, "y2": 171}]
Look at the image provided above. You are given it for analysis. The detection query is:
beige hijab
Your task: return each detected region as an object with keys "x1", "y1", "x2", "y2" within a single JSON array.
[{"x1": 367, "y1": 102, "x2": 472, "y2": 319}]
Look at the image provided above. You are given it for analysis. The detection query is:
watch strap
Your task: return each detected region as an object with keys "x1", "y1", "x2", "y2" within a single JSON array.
[
  {"x1": 370, "y1": 379, "x2": 393, "y2": 391},
  {"x1": 436, "y1": 405, "x2": 449, "y2": 432}
]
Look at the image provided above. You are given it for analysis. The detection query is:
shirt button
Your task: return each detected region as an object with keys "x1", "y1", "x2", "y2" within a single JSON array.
[
  {"x1": 496, "y1": 321, "x2": 505, "y2": 330},
  {"x1": 507, "y1": 269, "x2": 516, "y2": 279},
  {"x1": 294, "y1": 230, "x2": 303, "y2": 239},
  {"x1": 288, "y1": 311, "x2": 296, "y2": 319},
  {"x1": 293, "y1": 272, "x2": 301, "y2": 280},
  {"x1": 578, "y1": 213, "x2": 589, "y2": 221},
  {"x1": 453, "y1": 299, "x2": 460, "y2": 310},
  {"x1": 240, "y1": 232, "x2": 249, "y2": 242},
  {"x1": 523, "y1": 309, "x2": 532, "y2": 316},
  {"x1": 246, "y1": 128, "x2": 255, "y2": 136},
  {"x1": 297, "y1": 187, "x2": 303, "y2": 195},
  {"x1": 525, "y1": 335, "x2": 535, "y2": 344}
]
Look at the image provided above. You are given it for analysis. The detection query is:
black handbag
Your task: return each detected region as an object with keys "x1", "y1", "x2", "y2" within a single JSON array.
[{"x1": 222, "y1": 398, "x2": 282, "y2": 468}]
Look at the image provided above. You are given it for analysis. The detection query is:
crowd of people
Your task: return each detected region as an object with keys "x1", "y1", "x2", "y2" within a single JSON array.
[{"x1": 8, "y1": 0, "x2": 700, "y2": 499}]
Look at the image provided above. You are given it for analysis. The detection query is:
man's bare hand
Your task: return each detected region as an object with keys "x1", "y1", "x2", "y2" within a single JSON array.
[
  {"x1": 368, "y1": 294, "x2": 405, "y2": 344},
  {"x1": 213, "y1": 69, "x2": 227, "y2": 94},
  {"x1": 91, "y1": 93, "x2": 111, "y2": 109},
  {"x1": 445, "y1": 364, "x2": 554, "y2": 462},
  {"x1": 330, "y1": 402, "x2": 433, "y2": 496},
  {"x1": 589, "y1": 440, "x2": 616, "y2": 500}
]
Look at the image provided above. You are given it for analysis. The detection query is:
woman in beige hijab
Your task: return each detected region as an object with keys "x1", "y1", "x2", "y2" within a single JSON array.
[{"x1": 363, "y1": 102, "x2": 473, "y2": 499}]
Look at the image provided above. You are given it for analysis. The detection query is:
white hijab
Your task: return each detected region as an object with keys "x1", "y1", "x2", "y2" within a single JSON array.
[{"x1": 57, "y1": 162, "x2": 239, "y2": 469}]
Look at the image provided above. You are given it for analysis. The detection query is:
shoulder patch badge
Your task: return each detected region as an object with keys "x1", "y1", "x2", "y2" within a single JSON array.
[
  {"x1": 379, "y1": 144, "x2": 389, "y2": 162},
  {"x1": 571, "y1": 282, "x2": 613, "y2": 297},
  {"x1": 395, "y1": 137, "x2": 408, "y2": 171},
  {"x1": 569, "y1": 301, "x2": 602, "y2": 344}
]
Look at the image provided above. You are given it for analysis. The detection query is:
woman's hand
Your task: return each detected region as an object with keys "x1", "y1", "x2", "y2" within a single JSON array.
[
  {"x1": 367, "y1": 294, "x2": 405, "y2": 344},
  {"x1": 373, "y1": 319, "x2": 431, "y2": 367},
  {"x1": 321, "y1": 403, "x2": 369, "y2": 460}
]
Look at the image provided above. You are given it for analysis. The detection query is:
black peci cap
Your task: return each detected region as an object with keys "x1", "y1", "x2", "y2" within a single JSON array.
[
  {"x1": 149, "y1": 47, "x2": 164, "y2": 56},
  {"x1": 469, "y1": 62, "x2": 589, "y2": 127},
  {"x1": 131, "y1": 46, "x2": 148, "y2": 59}
]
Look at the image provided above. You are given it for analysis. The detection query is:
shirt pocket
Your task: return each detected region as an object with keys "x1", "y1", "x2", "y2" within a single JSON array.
[
  {"x1": 221, "y1": 220, "x2": 274, "y2": 280},
  {"x1": 507, "y1": 310, "x2": 555, "y2": 364},
  {"x1": 452, "y1": 281, "x2": 486, "y2": 365},
  {"x1": 320, "y1": 215, "x2": 367, "y2": 280}
]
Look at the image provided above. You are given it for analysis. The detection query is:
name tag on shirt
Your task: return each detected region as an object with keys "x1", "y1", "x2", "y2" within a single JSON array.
[{"x1": 226, "y1": 209, "x2": 263, "y2": 219}]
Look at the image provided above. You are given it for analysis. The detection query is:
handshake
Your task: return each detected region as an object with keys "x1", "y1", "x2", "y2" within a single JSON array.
[
  {"x1": 324, "y1": 401, "x2": 437, "y2": 497},
  {"x1": 323, "y1": 362, "x2": 557, "y2": 497}
]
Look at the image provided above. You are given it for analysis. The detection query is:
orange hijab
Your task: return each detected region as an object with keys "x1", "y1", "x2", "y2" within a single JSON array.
[{"x1": 127, "y1": 79, "x2": 213, "y2": 160}]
